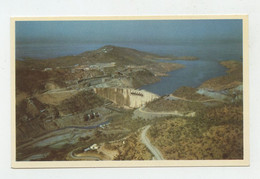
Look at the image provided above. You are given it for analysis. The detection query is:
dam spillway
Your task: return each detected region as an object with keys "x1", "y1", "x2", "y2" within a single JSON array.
[{"x1": 93, "y1": 88, "x2": 160, "y2": 108}]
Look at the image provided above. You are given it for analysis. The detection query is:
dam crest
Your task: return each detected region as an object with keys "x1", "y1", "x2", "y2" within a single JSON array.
[{"x1": 93, "y1": 88, "x2": 159, "y2": 108}]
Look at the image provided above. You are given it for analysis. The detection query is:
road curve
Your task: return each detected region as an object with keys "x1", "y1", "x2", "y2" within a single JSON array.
[
  {"x1": 139, "y1": 106, "x2": 185, "y2": 116},
  {"x1": 169, "y1": 94, "x2": 223, "y2": 103},
  {"x1": 141, "y1": 125, "x2": 164, "y2": 160},
  {"x1": 17, "y1": 114, "x2": 115, "y2": 151},
  {"x1": 134, "y1": 106, "x2": 196, "y2": 120},
  {"x1": 69, "y1": 150, "x2": 101, "y2": 161}
]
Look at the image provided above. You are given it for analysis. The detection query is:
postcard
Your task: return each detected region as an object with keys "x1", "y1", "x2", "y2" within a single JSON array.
[{"x1": 11, "y1": 15, "x2": 249, "y2": 168}]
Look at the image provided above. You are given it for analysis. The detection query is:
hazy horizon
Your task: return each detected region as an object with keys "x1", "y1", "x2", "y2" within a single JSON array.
[{"x1": 16, "y1": 20, "x2": 242, "y2": 45}]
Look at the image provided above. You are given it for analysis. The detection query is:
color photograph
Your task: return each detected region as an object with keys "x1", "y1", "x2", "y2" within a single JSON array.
[{"x1": 12, "y1": 16, "x2": 248, "y2": 167}]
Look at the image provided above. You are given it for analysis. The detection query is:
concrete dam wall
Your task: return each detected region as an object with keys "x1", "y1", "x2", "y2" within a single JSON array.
[{"x1": 94, "y1": 88, "x2": 159, "y2": 108}]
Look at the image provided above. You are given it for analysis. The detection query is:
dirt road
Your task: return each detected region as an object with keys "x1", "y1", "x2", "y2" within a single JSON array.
[
  {"x1": 69, "y1": 150, "x2": 101, "y2": 161},
  {"x1": 141, "y1": 125, "x2": 164, "y2": 160},
  {"x1": 168, "y1": 94, "x2": 223, "y2": 103},
  {"x1": 133, "y1": 106, "x2": 195, "y2": 119}
]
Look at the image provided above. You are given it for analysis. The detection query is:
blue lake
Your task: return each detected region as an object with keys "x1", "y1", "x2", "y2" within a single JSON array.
[
  {"x1": 139, "y1": 42, "x2": 242, "y2": 95},
  {"x1": 140, "y1": 60, "x2": 227, "y2": 95},
  {"x1": 16, "y1": 41, "x2": 242, "y2": 95}
]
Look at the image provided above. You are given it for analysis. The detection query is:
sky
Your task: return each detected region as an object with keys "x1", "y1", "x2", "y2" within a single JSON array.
[{"x1": 16, "y1": 19, "x2": 242, "y2": 45}]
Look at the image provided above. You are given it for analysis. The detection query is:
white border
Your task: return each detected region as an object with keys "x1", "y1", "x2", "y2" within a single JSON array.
[
  {"x1": 1, "y1": 0, "x2": 260, "y2": 178},
  {"x1": 11, "y1": 15, "x2": 249, "y2": 168}
]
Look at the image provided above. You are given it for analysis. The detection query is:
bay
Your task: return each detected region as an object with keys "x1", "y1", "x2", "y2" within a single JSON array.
[{"x1": 16, "y1": 41, "x2": 242, "y2": 95}]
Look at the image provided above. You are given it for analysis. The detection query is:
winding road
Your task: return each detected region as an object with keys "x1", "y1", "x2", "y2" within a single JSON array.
[
  {"x1": 134, "y1": 93, "x2": 222, "y2": 120},
  {"x1": 134, "y1": 106, "x2": 196, "y2": 119},
  {"x1": 139, "y1": 106, "x2": 187, "y2": 116},
  {"x1": 167, "y1": 94, "x2": 223, "y2": 103},
  {"x1": 17, "y1": 117, "x2": 112, "y2": 151},
  {"x1": 141, "y1": 125, "x2": 164, "y2": 160},
  {"x1": 69, "y1": 150, "x2": 101, "y2": 161}
]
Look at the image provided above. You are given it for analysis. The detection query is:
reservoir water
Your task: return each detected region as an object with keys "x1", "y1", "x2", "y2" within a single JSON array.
[
  {"x1": 140, "y1": 60, "x2": 228, "y2": 95},
  {"x1": 16, "y1": 41, "x2": 242, "y2": 96},
  {"x1": 138, "y1": 42, "x2": 242, "y2": 95}
]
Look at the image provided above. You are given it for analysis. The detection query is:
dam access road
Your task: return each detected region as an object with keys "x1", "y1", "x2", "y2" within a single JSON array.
[
  {"x1": 16, "y1": 45, "x2": 243, "y2": 161},
  {"x1": 141, "y1": 125, "x2": 164, "y2": 160}
]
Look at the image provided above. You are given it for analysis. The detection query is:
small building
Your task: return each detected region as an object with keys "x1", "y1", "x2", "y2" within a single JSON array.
[
  {"x1": 94, "y1": 112, "x2": 100, "y2": 117},
  {"x1": 90, "y1": 113, "x2": 95, "y2": 119},
  {"x1": 43, "y1": 68, "x2": 52, "y2": 71},
  {"x1": 90, "y1": 144, "x2": 98, "y2": 150},
  {"x1": 84, "y1": 114, "x2": 91, "y2": 121},
  {"x1": 84, "y1": 111, "x2": 100, "y2": 121},
  {"x1": 84, "y1": 144, "x2": 99, "y2": 152}
]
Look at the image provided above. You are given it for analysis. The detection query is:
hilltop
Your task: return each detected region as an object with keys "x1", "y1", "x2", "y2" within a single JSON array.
[
  {"x1": 17, "y1": 45, "x2": 197, "y2": 68},
  {"x1": 16, "y1": 45, "x2": 184, "y2": 94},
  {"x1": 15, "y1": 45, "x2": 242, "y2": 161},
  {"x1": 15, "y1": 45, "x2": 184, "y2": 158},
  {"x1": 79, "y1": 45, "x2": 164, "y2": 65},
  {"x1": 16, "y1": 45, "x2": 163, "y2": 68}
]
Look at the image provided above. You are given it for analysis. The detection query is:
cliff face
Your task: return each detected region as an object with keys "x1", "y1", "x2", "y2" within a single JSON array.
[{"x1": 94, "y1": 88, "x2": 159, "y2": 108}]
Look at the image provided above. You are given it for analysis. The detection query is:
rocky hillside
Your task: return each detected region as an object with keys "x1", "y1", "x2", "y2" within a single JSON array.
[
  {"x1": 79, "y1": 45, "x2": 163, "y2": 66},
  {"x1": 15, "y1": 45, "x2": 184, "y2": 147},
  {"x1": 18, "y1": 45, "x2": 167, "y2": 68},
  {"x1": 200, "y1": 60, "x2": 242, "y2": 91},
  {"x1": 145, "y1": 60, "x2": 243, "y2": 160}
]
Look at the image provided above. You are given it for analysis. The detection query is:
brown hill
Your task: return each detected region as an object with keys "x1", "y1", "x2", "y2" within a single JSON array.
[
  {"x1": 16, "y1": 45, "x2": 165, "y2": 69},
  {"x1": 16, "y1": 45, "x2": 197, "y2": 70},
  {"x1": 79, "y1": 45, "x2": 163, "y2": 65}
]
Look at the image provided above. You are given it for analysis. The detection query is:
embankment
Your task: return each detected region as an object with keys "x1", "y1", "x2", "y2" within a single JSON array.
[{"x1": 94, "y1": 88, "x2": 159, "y2": 108}]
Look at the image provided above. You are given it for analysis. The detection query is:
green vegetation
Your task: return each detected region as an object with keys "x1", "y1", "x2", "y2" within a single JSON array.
[
  {"x1": 113, "y1": 132, "x2": 153, "y2": 160},
  {"x1": 131, "y1": 69, "x2": 159, "y2": 88},
  {"x1": 109, "y1": 111, "x2": 150, "y2": 133},
  {"x1": 57, "y1": 91, "x2": 104, "y2": 115},
  {"x1": 16, "y1": 45, "x2": 244, "y2": 162},
  {"x1": 148, "y1": 101, "x2": 243, "y2": 160},
  {"x1": 146, "y1": 97, "x2": 206, "y2": 112},
  {"x1": 172, "y1": 86, "x2": 210, "y2": 100}
]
